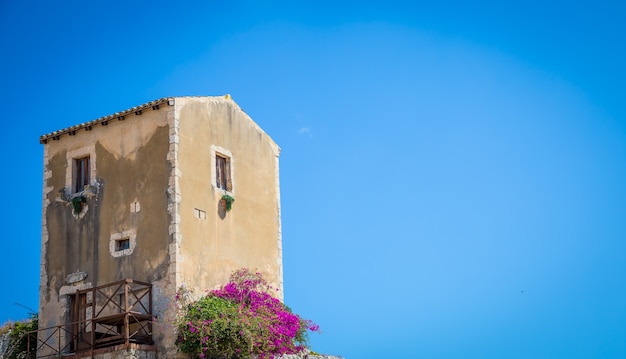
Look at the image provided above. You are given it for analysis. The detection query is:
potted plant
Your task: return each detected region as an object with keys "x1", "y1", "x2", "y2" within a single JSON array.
[
  {"x1": 220, "y1": 194, "x2": 235, "y2": 212},
  {"x1": 71, "y1": 195, "x2": 87, "y2": 215}
]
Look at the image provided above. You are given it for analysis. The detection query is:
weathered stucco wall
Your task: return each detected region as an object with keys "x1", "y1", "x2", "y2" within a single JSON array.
[
  {"x1": 40, "y1": 107, "x2": 173, "y2": 334},
  {"x1": 175, "y1": 96, "x2": 283, "y2": 296}
]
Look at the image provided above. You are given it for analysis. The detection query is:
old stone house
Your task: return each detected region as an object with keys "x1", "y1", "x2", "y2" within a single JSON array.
[{"x1": 38, "y1": 96, "x2": 283, "y2": 358}]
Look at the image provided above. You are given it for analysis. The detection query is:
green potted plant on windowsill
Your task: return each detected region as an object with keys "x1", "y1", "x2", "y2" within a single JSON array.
[
  {"x1": 71, "y1": 195, "x2": 87, "y2": 215},
  {"x1": 220, "y1": 194, "x2": 235, "y2": 212}
]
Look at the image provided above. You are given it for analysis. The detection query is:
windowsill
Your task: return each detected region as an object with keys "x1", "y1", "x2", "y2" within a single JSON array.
[
  {"x1": 56, "y1": 185, "x2": 98, "y2": 204},
  {"x1": 72, "y1": 185, "x2": 97, "y2": 199},
  {"x1": 216, "y1": 189, "x2": 235, "y2": 198}
]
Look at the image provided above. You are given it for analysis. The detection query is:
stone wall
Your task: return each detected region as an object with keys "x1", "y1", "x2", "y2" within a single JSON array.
[
  {"x1": 0, "y1": 338, "x2": 344, "y2": 359},
  {"x1": 0, "y1": 332, "x2": 11, "y2": 358},
  {"x1": 90, "y1": 348, "x2": 157, "y2": 359}
]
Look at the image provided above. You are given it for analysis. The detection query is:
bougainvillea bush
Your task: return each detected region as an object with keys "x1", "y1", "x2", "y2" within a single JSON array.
[{"x1": 175, "y1": 268, "x2": 320, "y2": 359}]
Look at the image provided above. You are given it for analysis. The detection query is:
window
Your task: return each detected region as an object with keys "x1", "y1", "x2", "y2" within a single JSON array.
[
  {"x1": 66, "y1": 146, "x2": 95, "y2": 196},
  {"x1": 215, "y1": 154, "x2": 232, "y2": 191},
  {"x1": 74, "y1": 156, "x2": 90, "y2": 193},
  {"x1": 211, "y1": 145, "x2": 234, "y2": 193},
  {"x1": 110, "y1": 231, "x2": 135, "y2": 257},
  {"x1": 115, "y1": 238, "x2": 130, "y2": 251}
]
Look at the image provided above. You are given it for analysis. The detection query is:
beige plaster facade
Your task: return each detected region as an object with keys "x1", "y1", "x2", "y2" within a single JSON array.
[{"x1": 39, "y1": 96, "x2": 283, "y2": 358}]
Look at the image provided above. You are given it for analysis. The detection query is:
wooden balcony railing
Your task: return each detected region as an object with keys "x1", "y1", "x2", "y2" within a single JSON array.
[{"x1": 22, "y1": 279, "x2": 154, "y2": 358}]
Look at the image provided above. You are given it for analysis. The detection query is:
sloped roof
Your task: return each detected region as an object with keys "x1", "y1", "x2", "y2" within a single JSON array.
[{"x1": 40, "y1": 97, "x2": 173, "y2": 144}]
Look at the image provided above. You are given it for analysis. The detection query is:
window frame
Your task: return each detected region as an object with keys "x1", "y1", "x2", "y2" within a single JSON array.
[
  {"x1": 74, "y1": 156, "x2": 90, "y2": 193},
  {"x1": 109, "y1": 231, "x2": 136, "y2": 257},
  {"x1": 66, "y1": 146, "x2": 96, "y2": 195},
  {"x1": 211, "y1": 145, "x2": 234, "y2": 194},
  {"x1": 215, "y1": 153, "x2": 232, "y2": 191}
]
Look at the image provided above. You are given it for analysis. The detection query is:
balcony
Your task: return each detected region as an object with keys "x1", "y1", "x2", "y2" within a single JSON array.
[{"x1": 29, "y1": 279, "x2": 155, "y2": 358}]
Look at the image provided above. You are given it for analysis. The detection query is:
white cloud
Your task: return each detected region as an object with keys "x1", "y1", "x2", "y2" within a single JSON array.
[{"x1": 297, "y1": 127, "x2": 312, "y2": 137}]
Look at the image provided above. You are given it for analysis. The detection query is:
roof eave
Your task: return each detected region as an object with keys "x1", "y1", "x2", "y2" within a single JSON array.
[{"x1": 40, "y1": 97, "x2": 174, "y2": 144}]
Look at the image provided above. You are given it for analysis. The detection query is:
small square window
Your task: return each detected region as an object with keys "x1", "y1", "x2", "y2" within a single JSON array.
[
  {"x1": 215, "y1": 154, "x2": 232, "y2": 191},
  {"x1": 115, "y1": 238, "x2": 130, "y2": 251},
  {"x1": 74, "y1": 156, "x2": 90, "y2": 193},
  {"x1": 110, "y1": 231, "x2": 135, "y2": 257}
]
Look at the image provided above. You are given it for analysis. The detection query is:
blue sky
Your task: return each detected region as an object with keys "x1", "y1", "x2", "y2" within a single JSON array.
[{"x1": 1, "y1": 1, "x2": 625, "y2": 358}]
